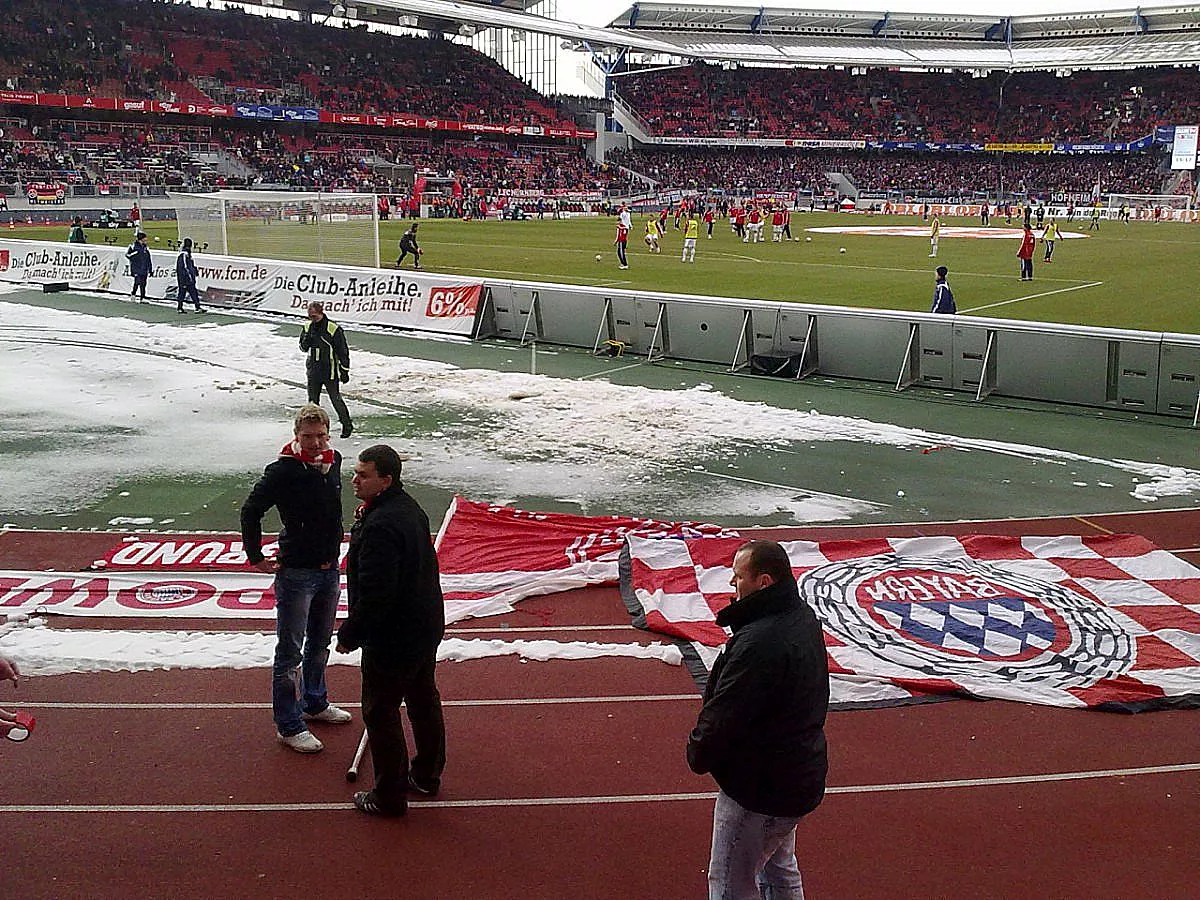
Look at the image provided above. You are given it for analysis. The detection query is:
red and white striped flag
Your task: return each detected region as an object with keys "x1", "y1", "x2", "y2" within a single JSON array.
[
  {"x1": 435, "y1": 497, "x2": 735, "y2": 622},
  {"x1": 621, "y1": 533, "x2": 1200, "y2": 711}
]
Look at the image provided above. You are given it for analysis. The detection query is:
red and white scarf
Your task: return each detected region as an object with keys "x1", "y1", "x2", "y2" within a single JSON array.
[{"x1": 279, "y1": 440, "x2": 334, "y2": 475}]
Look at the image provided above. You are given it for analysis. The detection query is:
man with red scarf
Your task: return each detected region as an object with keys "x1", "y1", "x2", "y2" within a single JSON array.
[{"x1": 241, "y1": 404, "x2": 351, "y2": 754}]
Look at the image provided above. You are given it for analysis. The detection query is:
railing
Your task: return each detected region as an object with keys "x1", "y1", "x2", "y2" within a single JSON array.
[{"x1": 475, "y1": 279, "x2": 1200, "y2": 420}]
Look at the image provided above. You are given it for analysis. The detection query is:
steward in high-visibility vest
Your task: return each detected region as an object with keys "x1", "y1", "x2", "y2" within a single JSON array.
[{"x1": 300, "y1": 301, "x2": 353, "y2": 438}]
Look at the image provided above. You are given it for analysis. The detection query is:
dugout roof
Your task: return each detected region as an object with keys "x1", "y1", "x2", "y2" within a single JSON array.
[{"x1": 606, "y1": 3, "x2": 1200, "y2": 70}]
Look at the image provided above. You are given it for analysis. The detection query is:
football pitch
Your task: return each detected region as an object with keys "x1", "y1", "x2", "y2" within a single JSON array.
[{"x1": 25, "y1": 210, "x2": 1200, "y2": 333}]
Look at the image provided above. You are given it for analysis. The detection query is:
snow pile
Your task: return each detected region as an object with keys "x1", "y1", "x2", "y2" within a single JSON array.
[
  {"x1": 3, "y1": 299, "x2": 1200, "y2": 522},
  {"x1": 0, "y1": 620, "x2": 682, "y2": 675}
]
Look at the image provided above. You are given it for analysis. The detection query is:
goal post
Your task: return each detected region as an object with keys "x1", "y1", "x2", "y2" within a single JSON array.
[{"x1": 170, "y1": 190, "x2": 380, "y2": 267}]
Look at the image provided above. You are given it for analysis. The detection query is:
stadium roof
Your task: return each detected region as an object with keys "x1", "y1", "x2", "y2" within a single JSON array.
[
  {"x1": 605, "y1": 3, "x2": 1200, "y2": 69},
  {"x1": 226, "y1": 0, "x2": 683, "y2": 52}
]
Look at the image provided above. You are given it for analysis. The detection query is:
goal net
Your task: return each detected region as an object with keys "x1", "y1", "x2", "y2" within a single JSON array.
[{"x1": 171, "y1": 190, "x2": 380, "y2": 267}]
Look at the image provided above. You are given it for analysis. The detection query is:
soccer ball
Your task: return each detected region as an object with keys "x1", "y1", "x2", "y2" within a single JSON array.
[
  {"x1": 805, "y1": 237, "x2": 812, "y2": 242},
  {"x1": 839, "y1": 247, "x2": 847, "y2": 254},
  {"x1": 595, "y1": 253, "x2": 603, "y2": 261}
]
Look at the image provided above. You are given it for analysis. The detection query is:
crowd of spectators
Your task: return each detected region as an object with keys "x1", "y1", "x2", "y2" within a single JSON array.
[
  {"x1": 0, "y1": 0, "x2": 574, "y2": 130},
  {"x1": 0, "y1": 117, "x2": 1167, "y2": 197},
  {"x1": 610, "y1": 147, "x2": 1166, "y2": 196},
  {"x1": 1, "y1": 117, "x2": 619, "y2": 194},
  {"x1": 0, "y1": 141, "x2": 89, "y2": 185},
  {"x1": 616, "y1": 63, "x2": 1200, "y2": 143}
]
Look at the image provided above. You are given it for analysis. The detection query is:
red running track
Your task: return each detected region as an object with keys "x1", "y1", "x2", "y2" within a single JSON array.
[{"x1": 1, "y1": 514, "x2": 1199, "y2": 898}]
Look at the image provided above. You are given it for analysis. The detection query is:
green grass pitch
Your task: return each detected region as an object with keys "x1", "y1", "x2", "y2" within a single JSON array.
[{"x1": 16, "y1": 211, "x2": 1199, "y2": 333}]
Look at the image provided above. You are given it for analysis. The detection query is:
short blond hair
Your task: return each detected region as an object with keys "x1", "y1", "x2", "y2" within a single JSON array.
[{"x1": 294, "y1": 403, "x2": 330, "y2": 434}]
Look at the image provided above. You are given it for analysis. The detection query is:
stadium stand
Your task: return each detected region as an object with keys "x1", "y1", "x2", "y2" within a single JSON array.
[
  {"x1": 0, "y1": 0, "x2": 1191, "y2": 202},
  {"x1": 0, "y1": 0, "x2": 575, "y2": 129},
  {"x1": 608, "y1": 147, "x2": 1164, "y2": 196},
  {"x1": 613, "y1": 63, "x2": 1200, "y2": 143}
]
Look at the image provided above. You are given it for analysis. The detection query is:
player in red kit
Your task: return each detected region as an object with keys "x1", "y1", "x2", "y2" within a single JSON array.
[{"x1": 614, "y1": 220, "x2": 630, "y2": 269}]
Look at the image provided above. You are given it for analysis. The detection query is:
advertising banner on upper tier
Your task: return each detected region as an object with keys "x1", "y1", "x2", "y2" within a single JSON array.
[{"x1": 0, "y1": 238, "x2": 483, "y2": 336}]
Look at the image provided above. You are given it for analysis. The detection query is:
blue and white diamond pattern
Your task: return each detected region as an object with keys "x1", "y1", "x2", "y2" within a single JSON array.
[{"x1": 875, "y1": 596, "x2": 1056, "y2": 658}]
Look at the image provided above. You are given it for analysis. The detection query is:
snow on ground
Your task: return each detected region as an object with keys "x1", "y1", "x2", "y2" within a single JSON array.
[
  {"x1": 2, "y1": 296, "x2": 1200, "y2": 523},
  {"x1": 0, "y1": 619, "x2": 682, "y2": 675}
]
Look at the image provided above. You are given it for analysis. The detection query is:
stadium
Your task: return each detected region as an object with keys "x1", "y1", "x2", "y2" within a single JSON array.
[{"x1": 1, "y1": 1, "x2": 1199, "y2": 897}]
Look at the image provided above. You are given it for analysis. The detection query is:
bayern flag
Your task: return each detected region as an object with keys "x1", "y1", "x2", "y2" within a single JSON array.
[
  {"x1": 435, "y1": 497, "x2": 735, "y2": 622},
  {"x1": 620, "y1": 533, "x2": 1200, "y2": 711}
]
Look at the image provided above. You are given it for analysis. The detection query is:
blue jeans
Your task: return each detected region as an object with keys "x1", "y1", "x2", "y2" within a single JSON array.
[
  {"x1": 708, "y1": 790, "x2": 805, "y2": 900},
  {"x1": 272, "y1": 566, "x2": 341, "y2": 736}
]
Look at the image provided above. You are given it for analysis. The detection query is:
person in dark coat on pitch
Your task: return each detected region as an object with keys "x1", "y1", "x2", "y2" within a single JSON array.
[
  {"x1": 126, "y1": 232, "x2": 152, "y2": 302},
  {"x1": 175, "y1": 237, "x2": 202, "y2": 312},
  {"x1": 337, "y1": 444, "x2": 446, "y2": 817},
  {"x1": 931, "y1": 265, "x2": 956, "y2": 314},
  {"x1": 396, "y1": 223, "x2": 421, "y2": 269},
  {"x1": 688, "y1": 540, "x2": 829, "y2": 899}
]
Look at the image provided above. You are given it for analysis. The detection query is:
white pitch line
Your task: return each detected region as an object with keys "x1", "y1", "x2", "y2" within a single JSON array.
[
  {"x1": 962, "y1": 281, "x2": 1104, "y2": 313},
  {"x1": 2, "y1": 761, "x2": 1195, "y2": 814},
  {"x1": 19, "y1": 694, "x2": 698, "y2": 710},
  {"x1": 675, "y1": 464, "x2": 891, "y2": 508},
  {"x1": 709, "y1": 251, "x2": 763, "y2": 264},
  {"x1": 578, "y1": 360, "x2": 647, "y2": 380}
]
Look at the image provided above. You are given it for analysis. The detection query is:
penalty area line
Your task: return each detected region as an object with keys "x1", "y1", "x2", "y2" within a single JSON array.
[
  {"x1": 3, "y1": 762, "x2": 1196, "y2": 813},
  {"x1": 962, "y1": 281, "x2": 1103, "y2": 313}
]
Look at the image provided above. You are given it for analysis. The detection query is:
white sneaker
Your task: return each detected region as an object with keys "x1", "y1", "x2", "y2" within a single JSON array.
[
  {"x1": 277, "y1": 730, "x2": 323, "y2": 753},
  {"x1": 304, "y1": 704, "x2": 352, "y2": 724}
]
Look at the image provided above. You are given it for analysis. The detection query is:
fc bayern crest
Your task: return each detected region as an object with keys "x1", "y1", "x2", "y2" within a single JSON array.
[{"x1": 801, "y1": 554, "x2": 1135, "y2": 690}]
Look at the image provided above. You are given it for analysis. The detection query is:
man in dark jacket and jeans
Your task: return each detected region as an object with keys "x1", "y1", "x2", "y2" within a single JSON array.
[
  {"x1": 688, "y1": 539, "x2": 829, "y2": 899},
  {"x1": 300, "y1": 301, "x2": 353, "y2": 439},
  {"x1": 241, "y1": 404, "x2": 352, "y2": 754},
  {"x1": 337, "y1": 444, "x2": 445, "y2": 817}
]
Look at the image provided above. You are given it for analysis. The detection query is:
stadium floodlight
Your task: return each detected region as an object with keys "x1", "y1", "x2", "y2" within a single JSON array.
[
  {"x1": 331, "y1": 2, "x2": 346, "y2": 15},
  {"x1": 459, "y1": 24, "x2": 476, "y2": 37}
]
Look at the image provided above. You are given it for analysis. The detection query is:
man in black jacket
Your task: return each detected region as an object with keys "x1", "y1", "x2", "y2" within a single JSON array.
[
  {"x1": 175, "y1": 237, "x2": 202, "y2": 313},
  {"x1": 300, "y1": 301, "x2": 353, "y2": 439},
  {"x1": 396, "y1": 223, "x2": 421, "y2": 269},
  {"x1": 241, "y1": 404, "x2": 352, "y2": 754},
  {"x1": 126, "y1": 232, "x2": 151, "y2": 302},
  {"x1": 688, "y1": 540, "x2": 829, "y2": 899},
  {"x1": 337, "y1": 444, "x2": 445, "y2": 817}
]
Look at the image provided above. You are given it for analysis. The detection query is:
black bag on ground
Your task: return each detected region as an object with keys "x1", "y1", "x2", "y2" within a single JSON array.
[{"x1": 749, "y1": 354, "x2": 802, "y2": 378}]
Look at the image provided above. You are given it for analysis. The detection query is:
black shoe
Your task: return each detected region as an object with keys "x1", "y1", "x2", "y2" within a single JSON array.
[
  {"x1": 194, "y1": 306, "x2": 204, "y2": 313},
  {"x1": 407, "y1": 773, "x2": 439, "y2": 797},
  {"x1": 340, "y1": 422, "x2": 353, "y2": 439},
  {"x1": 353, "y1": 790, "x2": 406, "y2": 817},
  {"x1": 177, "y1": 308, "x2": 185, "y2": 314}
]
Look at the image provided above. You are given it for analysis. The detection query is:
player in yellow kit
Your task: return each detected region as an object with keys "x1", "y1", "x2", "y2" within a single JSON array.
[
  {"x1": 682, "y1": 214, "x2": 699, "y2": 262},
  {"x1": 644, "y1": 216, "x2": 662, "y2": 253}
]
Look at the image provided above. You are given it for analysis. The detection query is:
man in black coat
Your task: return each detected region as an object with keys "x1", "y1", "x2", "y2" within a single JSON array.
[
  {"x1": 396, "y1": 223, "x2": 421, "y2": 269},
  {"x1": 299, "y1": 301, "x2": 353, "y2": 439},
  {"x1": 688, "y1": 540, "x2": 829, "y2": 899},
  {"x1": 126, "y1": 232, "x2": 151, "y2": 302},
  {"x1": 241, "y1": 404, "x2": 352, "y2": 754},
  {"x1": 337, "y1": 444, "x2": 445, "y2": 817},
  {"x1": 175, "y1": 237, "x2": 202, "y2": 313}
]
